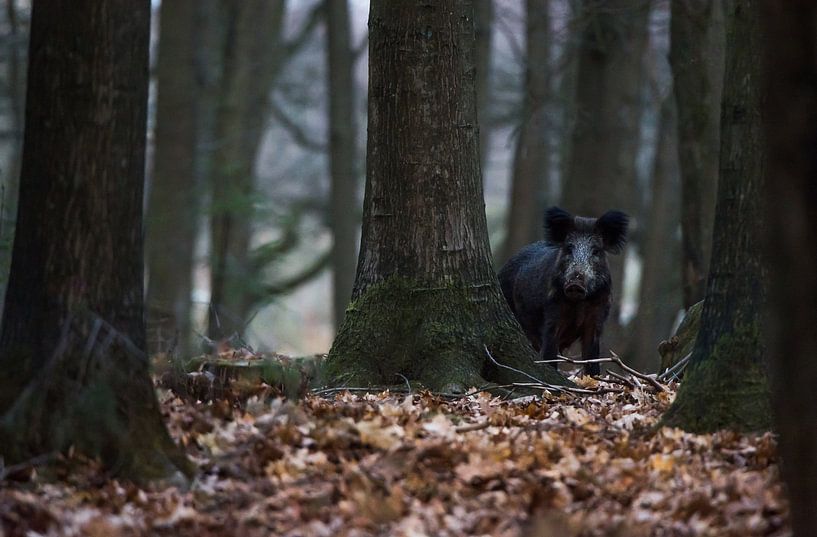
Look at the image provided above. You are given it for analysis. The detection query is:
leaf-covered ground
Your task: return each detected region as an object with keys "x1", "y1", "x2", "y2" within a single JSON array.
[{"x1": 1, "y1": 374, "x2": 789, "y2": 536}]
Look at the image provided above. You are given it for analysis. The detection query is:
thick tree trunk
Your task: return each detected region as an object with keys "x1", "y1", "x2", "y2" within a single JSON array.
[
  {"x1": 501, "y1": 0, "x2": 550, "y2": 264},
  {"x1": 474, "y1": 0, "x2": 493, "y2": 172},
  {"x1": 662, "y1": 0, "x2": 770, "y2": 433},
  {"x1": 146, "y1": 0, "x2": 200, "y2": 358},
  {"x1": 208, "y1": 0, "x2": 286, "y2": 338},
  {"x1": 326, "y1": 0, "x2": 569, "y2": 393},
  {"x1": 327, "y1": 0, "x2": 359, "y2": 330},
  {"x1": 670, "y1": 0, "x2": 724, "y2": 309},
  {"x1": 763, "y1": 3, "x2": 817, "y2": 535},
  {"x1": 0, "y1": 0, "x2": 189, "y2": 482},
  {"x1": 629, "y1": 96, "x2": 681, "y2": 373},
  {"x1": 562, "y1": 0, "x2": 650, "y2": 344}
]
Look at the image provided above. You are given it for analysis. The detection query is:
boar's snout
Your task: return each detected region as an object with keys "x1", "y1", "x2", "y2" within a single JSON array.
[{"x1": 564, "y1": 273, "x2": 587, "y2": 300}]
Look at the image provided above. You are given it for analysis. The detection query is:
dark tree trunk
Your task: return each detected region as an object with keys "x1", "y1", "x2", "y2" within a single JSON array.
[
  {"x1": 0, "y1": 0, "x2": 189, "y2": 482},
  {"x1": 670, "y1": 0, "x2": 724, "y2": 309},
  {"x1": 763, "y1": 3, "x2": 817, "y2": 535},
  {"x1": 662, "y1": 0, "x2": 770, "y2": 433},
  {"x1": 562, "y1": 0, "x2": 651, "y2": 345},
  {"x1": 629, "y1": 96, "x2": 682, "y2": 373},
  {"x1": 327, "y1": 0, "x2": 359, "y2": 330},
  {"x1": 474, "y1": 0, "x2": 493, "y2": 172},
  {"x1": 501, "y1": 0, "x2": 550, "y2": 264},
  {"x1": 208, "y1": 0, "x2": 286, "y2": 338},
  {"x1": 146, "y1": 0, "x2": 200, "y2": 358},
  {"x1": 326, "y1": 0, "x2": 569, "y2": 393}
]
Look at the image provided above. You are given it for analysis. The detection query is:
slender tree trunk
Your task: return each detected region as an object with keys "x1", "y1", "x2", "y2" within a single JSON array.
[
  {"x1": 0, "y1": 0, "x2": 25, "y2": 321},
  {"x1": 208, "y1": 0, "x2": 286, "y2": 338},
  {"x1": 326, "y1": 0, "x2": 569, "y2": 393},
  {"x1": 146, "y1": 0, "x2": 200, "y2": 358},
  {"x1": 763, "y1": 3, "x2": 817, "y2": 535},
  {"x1": 327, "y1": 0, "x2": 358, "y2": 330},
  {"x1": 0, "y1": 0, "x2": 189, "y2": 482},
  {"x1": 474, "y1": 0, "x2": 493, "y2": 172},
  {"x1": 562, "y1": 0, "x2": 651, "y2": 343},
  {"x1": 662, "y1": 0, "x2": 770, "y2": 433},
  {"x1": 629, "y1": 96, "x2": 681, "y2": 373},
  {"x1": 501, "y1": 0, "x2": 550, "y2": 264},
  {"x1": 670, "y1": 0, "x2": 724, "y2": 309}
]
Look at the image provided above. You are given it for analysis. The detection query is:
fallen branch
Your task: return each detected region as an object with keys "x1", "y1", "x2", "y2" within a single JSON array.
[{"x1": 535, "y1": 352, "x2": 667, "y2": 393}]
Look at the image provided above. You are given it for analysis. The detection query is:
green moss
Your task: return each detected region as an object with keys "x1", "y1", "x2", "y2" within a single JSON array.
[
  {"x1": 325, "y1": 276, "x2": 570, "y2": 393},
  {"x1": 660, "y1": 323, "x2": 772, "y2": 433}
]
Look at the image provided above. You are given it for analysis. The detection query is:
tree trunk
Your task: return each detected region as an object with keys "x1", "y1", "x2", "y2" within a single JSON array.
[
  {"x1": 562, "y1": 0, "x2": 651, "y2": 344},
  {"x1": 661, "y1": 0, "x2": 770, "y2": 433},
  {"x1": 327, "y1": 0, "x2": 359, "y2": 330},
  {"x1": 326, "y1": 0, "x2": 569, "y2": 393},
  {"x1": 762, "y1": 3, "x2": 817, "y2": 535},
  {"x1": 474, "y1": 0, "x2": 493, "y2": 172},
  {"x1": 0, "y1": 0, "x2": 25, "y2": 322},
  {"x1": 500, "y1": 0, "x2": 550, "y2": 264},
  {"x1": 629, "y1": 96, "x2": 682, "y2": 373},
  {"x1": 670, "y1": 0, "x2": 724, "y2": 309},
  {"x1": 146, "y1": 0, "x2": 200, "y2": 358},
  {"x1": 208, "y1": 0, "x2": 286, "y2": 338},
  {"x1": 0, "y1": 0, "x2": 190, "y2": 482}
]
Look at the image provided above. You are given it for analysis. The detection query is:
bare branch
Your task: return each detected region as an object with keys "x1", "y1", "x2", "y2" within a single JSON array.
[
  {"x1": 268, "y1": 98, "x2": 327, "y2": 152},
  {"x1": 283, "y1": 2, "x2": 325, "y2": 58}
]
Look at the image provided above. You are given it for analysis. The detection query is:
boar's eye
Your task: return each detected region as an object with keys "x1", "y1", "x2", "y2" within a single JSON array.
[
  {"x1": 563, "y1": 244, "x2": 574, "y2": 254},
  {"x1": 592, "y1": 247, "x2": 603, "y2": 256}
]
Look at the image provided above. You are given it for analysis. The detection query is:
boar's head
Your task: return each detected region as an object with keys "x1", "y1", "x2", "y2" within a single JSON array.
[{"x1": 544, "y1": 206, "x2": 629, "y2": 301}]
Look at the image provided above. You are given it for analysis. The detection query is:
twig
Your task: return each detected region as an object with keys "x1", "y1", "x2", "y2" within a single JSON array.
[
  {"x1": 455, "y1": 421, "x2": 491, "y2": 433},
  {"x1": 604, "y1": 371, "x2": 635, "y2": 389},
  {"x1": 536, "y1": 353, "x2": 668, "y2": 392},
  {"x1": 658, "y1": 352, "x2": 692, "y2": 382}
]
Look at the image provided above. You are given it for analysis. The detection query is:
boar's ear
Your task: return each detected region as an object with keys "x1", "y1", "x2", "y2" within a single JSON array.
[
  {"x1": 595, "y1": 210, "x2": 629, "y2": 254},
  {"x1": 544, "y1": 206, "x2": 574, "y2": 243}
]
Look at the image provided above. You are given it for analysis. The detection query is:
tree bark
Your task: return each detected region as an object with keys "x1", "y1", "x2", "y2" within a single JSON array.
[
  {"x1": 474, "y1": 0, "x2": 493, "y2": 172},
  {"x1": 670, "y1": 0, "x2": 724, "y2": 309},
  {"x1": 629, "y1": 96, "x2": 681, "y2": 373},
  {"x1": 762, "y1": 2, "x2": 817, "y2": 535},
  {"x1": 208, "y1": 0, "x2": 286, "y2": 338},
  {"x1": 500, "y1": 0, "x2": 550, "y2": 264},
  {"x1": 146, "y1": 0, "x2": 200, "y2": 358},
  {"x1": 661, "y1": 0, "x2": 770, "y2": 433},
  {"x1": 0, "y1": 0, "x2": 190, "y2": 482},
  {"x1": 326, "y1": 0, "x2": 569, "y2": 393},
  {"x1": 326, "y1": 0, "x2": 359, "y2": 330}
]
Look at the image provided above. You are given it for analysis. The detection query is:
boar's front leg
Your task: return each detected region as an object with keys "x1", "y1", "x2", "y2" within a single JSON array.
[
  {"x1": 539, "y1": 321, "x2": 559, "y2": 370},
  {"x1": 581, "y1": 328, "x2": 601, "y2": 376}
]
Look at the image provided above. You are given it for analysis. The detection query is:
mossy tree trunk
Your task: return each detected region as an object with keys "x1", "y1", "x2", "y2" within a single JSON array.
[
  {"x1": 661, "y1": 0, "x2": 771, "y2": 433},
  {"x1": 501, "y1": 0, "x2": 551, "y2": 264},
  {"x1": 670, "y1": 0, "x2": 724, "y2": 309},
  {"x1": 325, "y1": 0, "x2": 569, "y2": 394},
  {"x1": 327, "y1": 0, "x2": 359, "y2": 330},
  {"x1": 146, "y1": 0, "x2": 201, "y2": 358},
  {"x1": 0, "y1": 0, "x2": 190, "y2": 482},
  {"x1": 763, "y1": 3, "x2": 817, "y2": 535}
]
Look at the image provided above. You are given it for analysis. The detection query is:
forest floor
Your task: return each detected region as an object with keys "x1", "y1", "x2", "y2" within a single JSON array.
[{"x1": 0, "y1": 362, "x2": 789, "y2": 537}]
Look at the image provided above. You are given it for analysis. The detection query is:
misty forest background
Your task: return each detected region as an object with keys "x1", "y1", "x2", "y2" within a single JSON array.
[{"x1": 0, "y1": 0, "x2": 700, "y2": 373}]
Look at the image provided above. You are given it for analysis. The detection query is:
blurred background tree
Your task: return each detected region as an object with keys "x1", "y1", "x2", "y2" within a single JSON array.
[{"x1": 0, "y1": 0, "x2": 719, "y2": 376}]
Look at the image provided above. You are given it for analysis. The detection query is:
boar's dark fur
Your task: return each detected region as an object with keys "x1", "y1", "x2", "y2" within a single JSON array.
[{"x1": 498, "y1": 207, "x2": 629, "y2": 375}]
